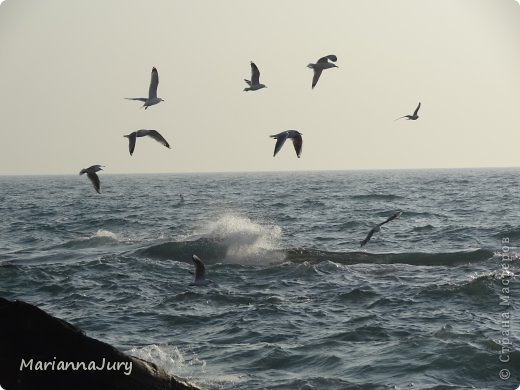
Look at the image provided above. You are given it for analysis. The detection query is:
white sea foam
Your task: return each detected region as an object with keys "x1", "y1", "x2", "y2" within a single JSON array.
[
  {"x1": 127, "y1": 344, "x2": 200, "y2": 378},
  {"x1": 201, "y1": 214, "x2": 285, "y2": 264},
  {"x1": 127, "y1": 344, "x2": 242, "y2": 389},
  {"x1": 59, "y1": 229, "x2": 120, "y2": 250},
  {"x1": 91, "y1": 229, "x2": 118, "y2": 240}
]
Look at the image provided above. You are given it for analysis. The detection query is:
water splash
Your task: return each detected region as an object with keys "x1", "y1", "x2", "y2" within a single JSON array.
[
  {"x1": 91, "y1": 229, "x2": 118, "y2": 240},
  {"x1": 126, "y1": 344, "x2": 204, "y2": 379},
  {"x1": 198, "y1": 214, "x2": 284, "y2": 264},
  {"x1": 126, "y1": 344, "x2": 244, "y2": 389}
]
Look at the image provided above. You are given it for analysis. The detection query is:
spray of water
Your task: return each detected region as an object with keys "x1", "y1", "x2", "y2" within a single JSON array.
[{"x1": 198, "y1": 214, "x2": 285, "y2": 264}]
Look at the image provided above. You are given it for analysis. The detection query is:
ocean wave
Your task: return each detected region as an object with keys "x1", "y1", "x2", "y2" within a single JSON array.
[
  {"x1": 135, "y1": 239, "x2": 494, "y2": 268},
  {"x1": 136, "y1": 214, "x2": 285, "y2": 265},
  {"x1": 418, "y1": 274, "x2": 498, "y2": 300},
  {"x1": 350, "y1": 194, "x2": 404, "y2": 201},
  {"x1": 135, "y1": 238, "x2": 227, "y2": 262},
  {"x1": 284, "y1": 248, "x2": 494, "y2": 266},
  {"x1": 493, "y1": 225, "x2": 520, "y2": 242},
  {"x1": 52, "y1": 230, "x2": 121, "y2": 250}
]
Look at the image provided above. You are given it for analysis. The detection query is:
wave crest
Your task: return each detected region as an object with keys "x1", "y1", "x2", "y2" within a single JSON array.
[
  {"x1": 285, "y1": 248, "x2": 494, "y2": 266},
  {"x1": 137, "y1": 214, "x2": 285, "y2": 265},
  {"x1": 200, "y1": 214, "x2": 283, "y2": 264}
]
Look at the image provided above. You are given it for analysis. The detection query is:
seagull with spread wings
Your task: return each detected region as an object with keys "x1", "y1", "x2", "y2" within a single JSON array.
[
  {"x1": 396, "y1": 102, "x2": 421, "y2": 120},
  {"x1": 125, "y1": 67, "x2": 164, "y2": 109},
  {"x1": 270, "y1": 130, "x2": 303, "y2": 158},
  {"x1": 360, "y1": 211, "x2": 402, "y2": 247},
  {"x1": 79, "y1": 165, "x2": 104, "y2": 194},
  {"x1": 244, "y1": 61, "x2": 267, "y2": 91},
  {"x1": 123, "y1": 129, "x2": 170, "y2": 156},
  {"x1": 307, "y1": 54, "x2": 338, "y2": 89}
]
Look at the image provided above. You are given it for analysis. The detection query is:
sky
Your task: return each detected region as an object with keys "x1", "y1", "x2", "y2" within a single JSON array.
[{"x1": 1, "y1": 0, "x2": 520, "y2": 175}]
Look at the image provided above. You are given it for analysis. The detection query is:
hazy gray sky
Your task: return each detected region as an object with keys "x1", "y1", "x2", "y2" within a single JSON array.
[{"x1": 1, "y1": 0, "x2": 520, "y2": 175}]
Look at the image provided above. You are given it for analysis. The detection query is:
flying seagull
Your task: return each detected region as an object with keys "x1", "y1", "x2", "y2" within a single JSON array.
[
  {"x1": 191, "y1": 255, "x2": 206, "y2": 285},
  {"x1": 124, "y1": 129, "x2": 170, "y2": 156},
  {"x1": 396, "y1": 102, "x2": 421, "y2": 120},
  {"x1": 79, "y1": 165, "x2": 104, "y2": 194},
  {"x1": 125, "y1": 67, "x2": 164, "y2": 109},
  {"x1": 360, "y1": 211, "x2": 402, "y2": 247},
  {"x1": 307, "y1": 54, "x2": 338, "y2": 89},
  {"x1": 270, "y1": 130, "x2": 303, "y2": 158},
  {"x1": 244, "y1": 61, "x2": 267, "y2": 91}
]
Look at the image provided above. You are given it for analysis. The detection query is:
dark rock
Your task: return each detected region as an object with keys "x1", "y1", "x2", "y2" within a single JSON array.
[{"x1": 0, "y1": 297, "x2": 199, "y2": 390}]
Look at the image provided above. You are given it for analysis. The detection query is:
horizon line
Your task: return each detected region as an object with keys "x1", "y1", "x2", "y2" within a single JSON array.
[{"x1": 0, "y1": 165, "x2": 518, "y2": 178}]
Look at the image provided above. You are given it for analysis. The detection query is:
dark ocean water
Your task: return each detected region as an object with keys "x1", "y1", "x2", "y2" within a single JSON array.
[{"x1": 1, "y1": 169, "x2": 519, "y2": 389}]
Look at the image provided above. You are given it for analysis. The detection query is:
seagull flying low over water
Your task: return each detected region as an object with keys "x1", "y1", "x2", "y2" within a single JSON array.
[
  {"x1": 244, "y1": 61, "x2": 267, "y2": 91},
  {"x1": 307, "y1": 54, "x2": 338, "y2": 89},
  {"x1": 360, "y1": 211, "x2": 402, "y2": 247},
  {"x1": 79, "y1": 165, "x2": 104, "y2": 194},
  {"x1": 191, "y1": 255, "x2": 206, "y2": 285},
  {"x1": 396, "y1": 102, "x2": 421, "y2": 120},
  {"x1": 125, "y1": 67, "x2": 164, "y2": 109},
  {"x1": 270, "y1": 130, "x2": 303, "y2": 158},
  {"x1": 123, "y1": 129, "x2": 170, "y2": 156}
]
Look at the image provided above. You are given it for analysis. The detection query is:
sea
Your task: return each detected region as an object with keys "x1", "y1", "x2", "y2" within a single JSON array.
[{"x1": 1, "y1": 168, "x2": 519, "y2": 390}]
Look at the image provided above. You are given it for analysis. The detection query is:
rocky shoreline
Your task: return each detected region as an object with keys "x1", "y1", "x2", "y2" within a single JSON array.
[{"x1": 0, "y1": 297, "x2": 199, "y2": 390}]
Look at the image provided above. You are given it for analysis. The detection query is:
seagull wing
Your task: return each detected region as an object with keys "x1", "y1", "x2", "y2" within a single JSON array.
[
  {"x1": 250, "y1": 62, "x2": 261, "y2": 85},
  {"x1": 87, "y1": 172, "x2": 101, "y2": 194},
  {"x1": 413, "y1": 102, "x2": 421, "y2": 116},
  {"x1": 148, "y1": 67, "x2": 159, "y2": 99},
  {"x1": 126, "y1": 132, "x2": 137, "y2": 155},
  {"x1": 192, "y1": 255, "x2": 206, "y2": 282},
  {"x1": 312, "y1": 69, "x2": 323, "y2": 89},
  {"x1": 244, "y1": 79, "x2": 252, "y2": 86},
  {"x1": 125, "y1": 97, "x2": 147, "y2": 102},
  {"x1": 146, "y1": 130, "x2": 170, "y2": 149},
  {"x1": 380, "y1": 211, "x2": 402, "y2": 226},
  {"x1": 318, "y1": 54, "x2": 337, "y2": 63},
  {"x1": 360, "y1": 227, "x2": 376, "y2": 247},
  {"x1": 270, "y1": 132, "x2": 289, "y2": 157},
  {"x1": 291, "y1": 133, "x2": 303, "y2": 158}
]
